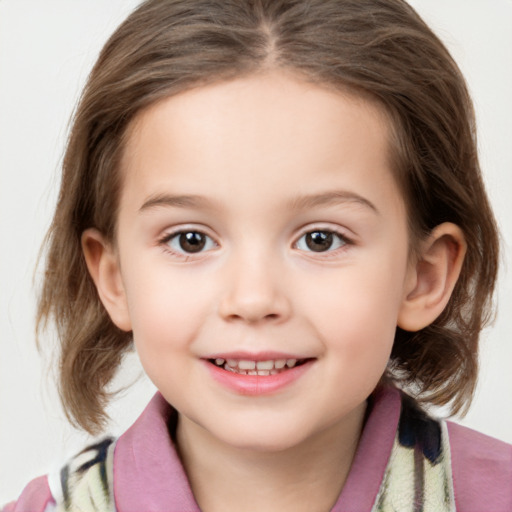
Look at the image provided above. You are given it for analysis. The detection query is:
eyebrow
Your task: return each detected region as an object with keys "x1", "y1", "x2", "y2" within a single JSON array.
[
  {"x1": 139, "y1": 194, "x2": 215, "y2": 212},
  {"x1": 288, "y1": 190, "x2": 379, "y2": 214},
  {"x1": 139, "y1": 190, "x2": 379, "y2": 214}
]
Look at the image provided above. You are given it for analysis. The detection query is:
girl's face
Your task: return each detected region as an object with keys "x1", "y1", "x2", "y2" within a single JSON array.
[{"x1": 109, "y1": 71, "x2": 416, "y2": 452}]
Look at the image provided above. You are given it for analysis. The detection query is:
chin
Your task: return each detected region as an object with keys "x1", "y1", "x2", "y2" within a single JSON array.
[
  {"x1": 208, "y1": 418, "x2": 315, "y2": 453},
  {"x1": 225, "y1": 432, "x2": 306, "y2": 453}
]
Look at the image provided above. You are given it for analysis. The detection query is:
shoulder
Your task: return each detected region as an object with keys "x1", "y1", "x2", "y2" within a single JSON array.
[
  {"x1": 393, "y1": 391, "x2": 512, "y2": 511},
  {"x1": 57, "y1": 437, "x2": 116, "y2": 512},
  {"x1": 2, "y1": 437, "x2": 116, "y2": 512},
  {"x1": 2, "y1": 475, "x2": 55, "y2": 512},
  {"x1": 447, "y1": 420, "x2": 512, "y2": 511}
]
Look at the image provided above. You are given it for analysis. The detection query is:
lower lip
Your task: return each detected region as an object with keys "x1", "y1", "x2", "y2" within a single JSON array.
[{"x1": 204, "y1": 360, "x2": 314, "y2": 396}]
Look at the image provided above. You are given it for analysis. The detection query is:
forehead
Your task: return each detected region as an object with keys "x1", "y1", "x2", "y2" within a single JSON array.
[{"x1": 118, "y1": 71, "x2": 402, "y2": 217}]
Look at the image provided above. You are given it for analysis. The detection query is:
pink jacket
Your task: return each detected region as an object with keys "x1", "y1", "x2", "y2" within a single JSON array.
[{"x1": 4, "y1": 387, "x2": 512, "y2": 511}]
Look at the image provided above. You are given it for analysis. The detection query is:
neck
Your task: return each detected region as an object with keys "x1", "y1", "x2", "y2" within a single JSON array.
[{"x1": 176, "y1": 402, "x2": 367, "y2": 512}]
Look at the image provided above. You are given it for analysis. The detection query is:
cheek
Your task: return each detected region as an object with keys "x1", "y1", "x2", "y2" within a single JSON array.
[
  {"x1": 300, "y1": 253, "x2": 407, "y2": 354},
  {"x1": 315, "y1": 276, "x2": 401, "y2": 399},
  {"x1": 122, "y1": 264, "x2": 213, "y2": 354},
  {"x1": 321, "y1": 265, "x2": 404, "y2": 314},
  {"x1": 123, "y1": 269, "x2": 213, "y2": 395}
]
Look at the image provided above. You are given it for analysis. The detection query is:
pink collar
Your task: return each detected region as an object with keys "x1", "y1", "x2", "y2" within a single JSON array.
[{"x1": 113, "y1": 387, "x2": 401, "y2": 511}]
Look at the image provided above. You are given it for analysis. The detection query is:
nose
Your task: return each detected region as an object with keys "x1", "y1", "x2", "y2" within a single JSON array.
[{"x1": 218, "y1": 251, "x2": 292, "y2": 324}]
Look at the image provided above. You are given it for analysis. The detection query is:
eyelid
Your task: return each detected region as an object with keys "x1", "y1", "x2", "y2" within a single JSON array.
[{"x1": 294, "y1": 223, "x2": 354, "y2": 242}]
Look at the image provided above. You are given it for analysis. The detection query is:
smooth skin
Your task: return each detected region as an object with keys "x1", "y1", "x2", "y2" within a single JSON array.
[{"x1": 83, "y1": 70, "x2": 466, "y2": 512}]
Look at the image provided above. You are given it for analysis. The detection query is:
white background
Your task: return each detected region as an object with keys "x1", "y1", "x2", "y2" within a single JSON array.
[{"x1": 1, "y1": 0, "x2": 511, "y2": 504}]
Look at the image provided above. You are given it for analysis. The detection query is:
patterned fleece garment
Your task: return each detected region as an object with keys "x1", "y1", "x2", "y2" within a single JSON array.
[{"x1": 4, "y1": 387, "x2": 512, "y2": 511}]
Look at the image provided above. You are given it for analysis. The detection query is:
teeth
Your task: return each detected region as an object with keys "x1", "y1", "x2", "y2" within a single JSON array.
[
  {"x1": 238, "y1": 360, "x2": 256, "y2": 370},
  {"x1": 256, "y1": 360, "x2": 274, "y2": 370},
  {"x1": 212, "y1": 357, "x2": 306, "y2": 374}
]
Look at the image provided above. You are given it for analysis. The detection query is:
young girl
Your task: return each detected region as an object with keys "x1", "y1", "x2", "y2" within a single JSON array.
[{"x1": 4, "y1": 0, "x2": 511, "y2": 511}]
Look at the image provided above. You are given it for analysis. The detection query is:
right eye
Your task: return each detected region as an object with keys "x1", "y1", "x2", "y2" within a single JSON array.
[{"x1": 163, "y1": 231, "x2": 217, "y2": 255}]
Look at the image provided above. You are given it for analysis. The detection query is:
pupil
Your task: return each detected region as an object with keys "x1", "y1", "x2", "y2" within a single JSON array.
[
  {"x1": 306, "y1": 231, "x2": 333, "y2": 252},
  {"x1": 179, "y1": 232, "x2": 206, "y2": 253}
]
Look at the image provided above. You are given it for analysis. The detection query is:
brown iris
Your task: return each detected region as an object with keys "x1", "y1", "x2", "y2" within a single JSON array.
[
  {"x1": 305, "y1": 231, "x2": 333, "y2": 252},
  {"x1": 179, "y1": 232, "x2": 206, "y2": 253}
]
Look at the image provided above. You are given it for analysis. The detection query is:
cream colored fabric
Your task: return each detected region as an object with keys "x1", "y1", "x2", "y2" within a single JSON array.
[
  {"x1": 55, "y1": 439, "x2": 116, "y2": 512},
  {"x1": 372, "y1": 422, "x2": 455, "y2": 512}
]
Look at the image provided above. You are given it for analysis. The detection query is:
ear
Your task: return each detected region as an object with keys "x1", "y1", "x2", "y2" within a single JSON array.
[
  {"x1": 398, "y1": 222, "x2": 466, "y2": 332},
  {"x1": 81, "y1": 228, "x2": 132, "y2": 332}
]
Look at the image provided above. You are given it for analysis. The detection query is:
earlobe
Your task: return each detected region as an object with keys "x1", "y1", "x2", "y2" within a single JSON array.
[
  {"x1": 81, "y1": 228, "x2": 132, "y2": 332},
  {"x1": 397, "y1": 222, "x2": 466, "y2": 332}
]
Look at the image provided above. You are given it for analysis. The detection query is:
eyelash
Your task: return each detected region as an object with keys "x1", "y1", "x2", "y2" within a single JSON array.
[{"x1": 158, "y1": 227, "x2": 353, "y2": 259}]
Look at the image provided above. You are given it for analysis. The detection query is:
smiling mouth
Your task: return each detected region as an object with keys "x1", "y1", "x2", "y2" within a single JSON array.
[{"x1": 208, "y1": 358, "x2": 310, "y2": 376}]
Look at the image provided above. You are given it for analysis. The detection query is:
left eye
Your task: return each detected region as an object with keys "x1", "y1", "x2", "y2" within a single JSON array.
[
  {"x1": 165, "y1": 231, "x2": 216, "y2": 254},
  {"x1": 295, "y1": 230, "x2": 347, "y2": 253}
]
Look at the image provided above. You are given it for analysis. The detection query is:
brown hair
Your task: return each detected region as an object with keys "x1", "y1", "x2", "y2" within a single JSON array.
[{"x1": 37, "y1": 0, "x2": 499, "y2": 433}]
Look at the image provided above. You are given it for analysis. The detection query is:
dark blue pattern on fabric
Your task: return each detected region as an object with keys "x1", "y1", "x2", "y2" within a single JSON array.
[
  {"x1": 398, "y1": 394, "x2": 442, "y2": 465},
  {"x1": 60, "y1": 437, "x2": 114, "y2": 510}
]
